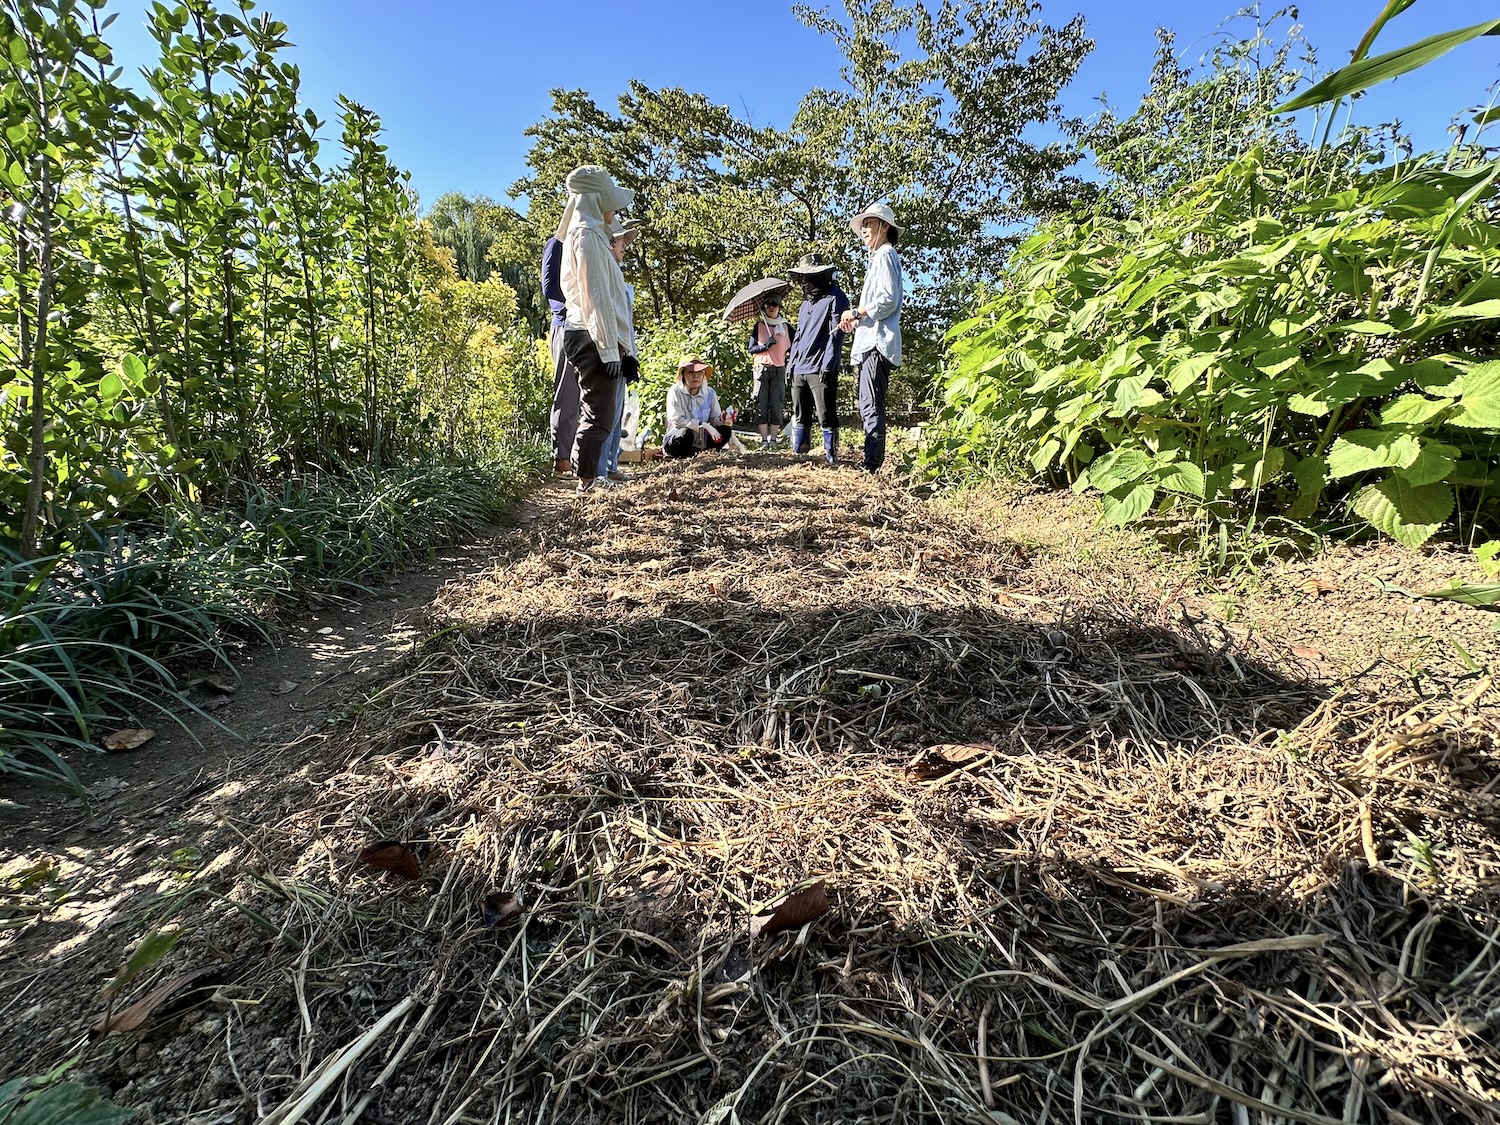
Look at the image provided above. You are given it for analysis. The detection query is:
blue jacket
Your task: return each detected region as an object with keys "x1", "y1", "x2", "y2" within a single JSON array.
[
  {"x1": 787, "y1": 285, "x2": 849, "y2": 380},
  {"x1": 540, "y1": 236, "x2": 566, "y2": 329}
]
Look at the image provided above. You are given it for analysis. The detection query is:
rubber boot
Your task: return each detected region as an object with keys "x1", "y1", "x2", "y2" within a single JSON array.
[
  {"x1": 790, "y1": 424, "x2": 809, "y2": 455},
  {"x1": 822, "y1": 428, "x2": 837, "y2": 466},
  {"x1": 863, "y1": 432, "x2": 884, "y2": 472}
]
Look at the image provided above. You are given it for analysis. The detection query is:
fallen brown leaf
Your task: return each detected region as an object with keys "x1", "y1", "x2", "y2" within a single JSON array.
[
  {"x1": 479, "y1": 891, "x2": 523, "y2": 927},
  {"x1": 95, "y1": 964, "x2": 224, "y2": 1033},
  {"x1": 358, "y1": 841, "x2": 423, "y2": 880},
  {"x1": 1290, "y1": 645, "x2": 1326, "y2": 664},
  {"x1": 1298, "y1": 577, "x2": 1339, "y2": 597},
  {"x1": 199, "y1": 694, "x2": 233, "y2": 712},
  {"x1": 750, "y1": 880, "x2": 830, "y2": 940},
  {"x1": 102, "y1": 728, "x2": 155, "y2": 753},
  {"x1": 906, "y1": 743, "x2": 998, "y2": 780},
  {"x1": 193, "y1": 675, "x2": 236, "y2": 695},
  {"x1": 270, "y1": 679, "x2": 299, "y2": 695},
  {"x1": 667, "y1": 488, "x2": 681, "y2": 501}
]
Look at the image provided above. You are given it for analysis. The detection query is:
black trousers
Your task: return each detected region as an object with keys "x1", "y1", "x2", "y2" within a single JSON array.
[
  {"x1": 562, "y1": 330, "x2": 619, "y2": 480},
  {"x1": 791, "y1": 367, "x2": 839, "y2": 432},
  {"x1": 664, "y1": 424, "x2": 734, "y2": 458}
]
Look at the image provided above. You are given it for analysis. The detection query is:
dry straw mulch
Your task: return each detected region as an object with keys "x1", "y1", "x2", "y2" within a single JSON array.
[{"x1": 22, "y1": 455, "x2": 1500, "y2": 1124}]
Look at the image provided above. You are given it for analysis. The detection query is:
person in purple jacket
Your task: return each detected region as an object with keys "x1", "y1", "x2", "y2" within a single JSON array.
[
  {"x1": 541, "y1": 233, "x2": 579, "y2": 477},
  {"x1": 785, "y1": 253, "x2": 850, "y2": 465}
]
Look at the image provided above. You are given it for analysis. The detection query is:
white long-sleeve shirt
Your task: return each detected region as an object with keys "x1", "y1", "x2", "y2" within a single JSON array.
[
  {"x1": 665, "y1": 383, "x2": 722, "y2": 441},
  {"x1": 561, "y1": 215, "x2": 633, "y2": 363},
  {"x1": 850, "y1": 242, "x2": 903, "y2": 367}
]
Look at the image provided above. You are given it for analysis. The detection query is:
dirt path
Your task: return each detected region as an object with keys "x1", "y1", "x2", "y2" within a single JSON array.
[{"x1": 2, "y1": 457, "x2": 1496, "y2": 1124}]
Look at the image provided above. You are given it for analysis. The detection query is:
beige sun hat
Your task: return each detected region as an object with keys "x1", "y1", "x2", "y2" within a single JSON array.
[
  {"x1": 849, "y1": 201, "x2": 900, "y2": 236},
  {"x1": 553, "y1": 165, "x2": 636, "y2": 241},
  {"x1": 609, "y1": 219, "x2": 641, "y2": 249},
  {"x1": 677, "y1": 354, "x2": 714, "y2": 376}
]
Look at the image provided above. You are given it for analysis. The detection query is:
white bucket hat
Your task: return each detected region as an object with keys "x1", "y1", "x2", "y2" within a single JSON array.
[{"x1": 849, "y1": 201, "x2": 900, "y2": 236}]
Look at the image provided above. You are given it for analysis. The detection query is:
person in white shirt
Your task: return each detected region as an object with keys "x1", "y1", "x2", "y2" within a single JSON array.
[
  {"x1": 556, "y1": 165, "x2": 637, "y2": 494},
  {"x1": 663, "y1": 356, "x2": 734, "y2": 457},
  {"x1": 840, "y1": 202, "x2": 904, "y2": 472}
]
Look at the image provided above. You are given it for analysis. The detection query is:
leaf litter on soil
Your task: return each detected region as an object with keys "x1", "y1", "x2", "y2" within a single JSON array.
[{"x1": 5, "y1": 455, "x2": 1498, "y2": 1124}]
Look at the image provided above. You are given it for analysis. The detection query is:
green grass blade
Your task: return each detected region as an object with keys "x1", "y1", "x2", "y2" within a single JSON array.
[{"x1": 1277, "y1": 20, "x2": 1500, "y2": 112}]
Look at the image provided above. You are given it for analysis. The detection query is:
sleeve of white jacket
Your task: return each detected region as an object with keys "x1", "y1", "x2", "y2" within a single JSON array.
[
  {"x1": 666, "y1": 385, "x2": 692, "y2": 432},
  {"x1": 862, "y1": 248, "x2": 901, "y2": 322},
  {"x1": 574, "y1": 227, "x2": 622, "y2": 362}
]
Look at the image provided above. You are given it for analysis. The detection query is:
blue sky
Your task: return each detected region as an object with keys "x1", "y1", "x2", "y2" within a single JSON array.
[{"x1": 100, "y1": 0, "x2": 1498, "y2": 210}]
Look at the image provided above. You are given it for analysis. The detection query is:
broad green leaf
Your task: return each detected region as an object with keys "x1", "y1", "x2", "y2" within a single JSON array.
[
  {"x1": 1166, "y1": 353, "x2": 1217, "y2": 393},
  {"x1": 1287, "y1": 455, "x2": 1328, "y2": 521},
  {"x1": 1100, "y1": 483, "x2": 1155, "y2": 526},
  {"x1": 1228, "y1": 447, "x2": 1287, "y2": 490},
  {"x1": 1155, "y1": 462, "x2": 1205, "y2": 498},
  {"x1": 1327, "y1": 430, "x2": 1421, "y2": 479},
  {"x1": 1380, "y1": 394, "x2": 1452, "y2": 427},
  {"x1": 1413, "y1": 299, "x2": 1500, "y2": 341},
  {"x1": 1277, "y1": 20, "x2": 1500, "y2": 112},
  {"x1": 1351, "y1": 478, "x2": 1454, "y2": 547},
  {"x1": 122, "y1": 354, "x2": 147, "y2": 386},
  {"x1": 1086, "y1": 448, "x2": 1153, "y2": 493},
  {"x1": 1029, "y1": 439, "x2": 1060, "y2": 474},
  {"x1": 1477, "y1": 540, "x2": 1500, "y2": 578},
  {"x1": 98, "y1": 372, "x2": 123, "y2": 402},
  {"x1": 1394, "y1": 441, "x2": 1458, "y2": 487},
  {"x1": 1411, "y1": 581, "x2": 1500, "y2": 608},
  {"x1": 1, "y1": 1082, "x2": 135, "y2": 1125},
  {"x1": 1448, "y1": 360, "x2": 1500, "y2": 428},
  {"x1": 1476, "y1": 107, "x2": 1500, "y2": 126}
]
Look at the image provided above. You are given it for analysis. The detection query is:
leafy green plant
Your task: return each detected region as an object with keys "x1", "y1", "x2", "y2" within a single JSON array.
[
  {"x1": 0, "y1": 1069, "x2": 133, "y2": 1125},
  {"x1": 934, "y1": 145, "x2": 1500, "y2": 546}
]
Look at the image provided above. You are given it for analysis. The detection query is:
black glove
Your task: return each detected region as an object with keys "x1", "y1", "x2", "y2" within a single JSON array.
[
  {"x1": 621, "y1": 354, "x2": 640, "y2": 383},
  {"x1": 603, "y1": 359, "x2": 623, "y2": 380}
]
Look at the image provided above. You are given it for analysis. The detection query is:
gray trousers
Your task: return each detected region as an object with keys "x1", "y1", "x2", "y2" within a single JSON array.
[{"x1": 549, "y1": 322, "x2": 581, "y2": 463}]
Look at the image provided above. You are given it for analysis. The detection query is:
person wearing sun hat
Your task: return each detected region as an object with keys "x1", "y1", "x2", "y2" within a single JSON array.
[
  {"x1": 557, "y1": 165, "x2": 637, "y2": 494},
  {"x1": 663, "y1": 355, "x2": 734, "y2": 457},
  {"x1": 784, "y1": 251, "x2": 850, "y2": 464},
  {"x1": 840, "y1": 202, "x2": 904, "y2": 472}
]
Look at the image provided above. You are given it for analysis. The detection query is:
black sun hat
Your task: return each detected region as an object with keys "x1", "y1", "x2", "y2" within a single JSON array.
[{"x1": 787, "y1": 251, "x2": 836, "y2": 277}]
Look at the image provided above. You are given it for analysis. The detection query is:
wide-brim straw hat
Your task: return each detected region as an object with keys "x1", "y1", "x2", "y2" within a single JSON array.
[
  {"x1": 849, "y1": 201, "x2": 900, "y2": 236},
  {"x1": 677, "y1": 354, "x2": 714, "y2": 375}
]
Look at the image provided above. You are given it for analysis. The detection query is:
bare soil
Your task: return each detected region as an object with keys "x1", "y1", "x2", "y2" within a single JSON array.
[{"x1": 2, "y1": 456, "x2": 1496, "y2": 1124}]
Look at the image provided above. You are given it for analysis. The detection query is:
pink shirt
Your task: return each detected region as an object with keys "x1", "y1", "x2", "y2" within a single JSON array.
[{"x1": 752, "y1": 319, "x2": 791, "y2": 366}]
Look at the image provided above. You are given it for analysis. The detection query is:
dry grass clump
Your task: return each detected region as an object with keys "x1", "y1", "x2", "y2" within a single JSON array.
[{"x1": 50, "y1": 456, "x2": 1500, "y2": 1124}]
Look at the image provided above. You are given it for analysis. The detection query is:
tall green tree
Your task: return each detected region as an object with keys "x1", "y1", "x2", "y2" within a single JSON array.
[{"x1": 513, "y1": 0, "x2": 1094, "y2": 379}]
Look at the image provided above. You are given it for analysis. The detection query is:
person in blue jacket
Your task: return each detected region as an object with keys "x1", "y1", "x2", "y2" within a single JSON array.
[{"x1": 784, "y1": 253, "x2": 849, "y2": 465}]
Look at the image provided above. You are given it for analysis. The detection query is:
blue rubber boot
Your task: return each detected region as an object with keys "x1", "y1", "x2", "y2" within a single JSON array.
[
  {"x1": 822, "y1": 428, "x2": 837, "y2": 466},
  {"x1": 790, "y1": 424, "x2": 809, "y2": 455}
]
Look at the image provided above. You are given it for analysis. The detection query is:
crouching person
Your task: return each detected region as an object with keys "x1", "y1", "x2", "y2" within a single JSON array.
[{"x1": 663, "y1": 355, "x2": 735, "y2": 458}]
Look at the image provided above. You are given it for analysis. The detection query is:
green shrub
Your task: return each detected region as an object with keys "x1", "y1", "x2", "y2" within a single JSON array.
[{"x1": 933, "y1": 146, "x2": 1500, "y2": 546}]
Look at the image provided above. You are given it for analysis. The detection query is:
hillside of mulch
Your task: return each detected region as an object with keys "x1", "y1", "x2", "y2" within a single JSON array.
[{"x1": 4, "y1": 454, "x2": 1499, "y2": 1124}]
